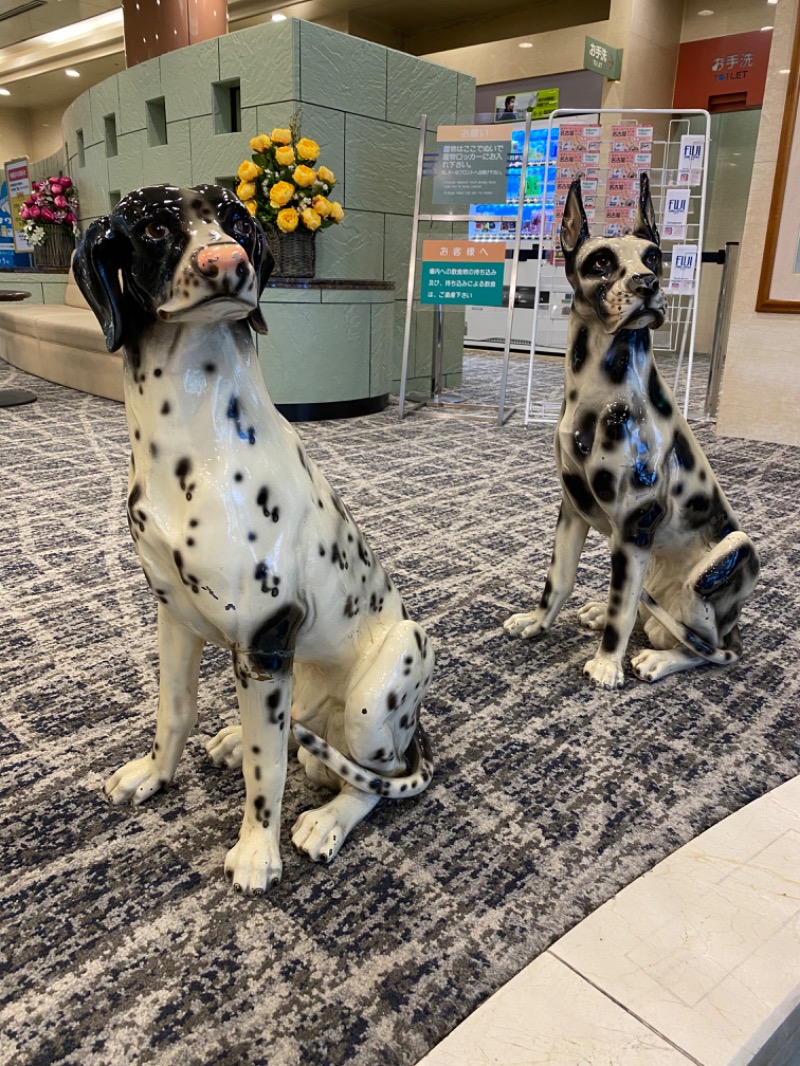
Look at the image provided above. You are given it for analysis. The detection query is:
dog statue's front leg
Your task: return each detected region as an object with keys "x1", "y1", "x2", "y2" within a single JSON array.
[
  {"x1": 504, "y1": 499, "x2": 589, "y2": 639},
  {"x1": 224, "y1": 655, "x2": 292, "y2": 896},
  {"x1": 583, "y1": 541, "x2": 649, "y2": 689},
  {"x1": 104, "y1": 604, "x2": 204, "y2": 804}
]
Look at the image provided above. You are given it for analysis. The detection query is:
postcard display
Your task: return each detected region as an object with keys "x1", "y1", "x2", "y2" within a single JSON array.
[{"x1": 524, "y1": 108, "x2": 711, "y2": 426}]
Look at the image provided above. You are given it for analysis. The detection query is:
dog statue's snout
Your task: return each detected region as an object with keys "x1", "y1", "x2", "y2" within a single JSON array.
[
  {"x1": 630, "y1": 272, "x2": 659, "y2": 297},
  {"x1": 193, "y1": 243, "x2": 248, "y2": 280}
]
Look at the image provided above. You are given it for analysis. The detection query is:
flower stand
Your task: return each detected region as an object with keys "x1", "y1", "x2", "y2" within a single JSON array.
[
  {"x1": 33, "y1": 226, "x2": 76, "y2": 268},
  {"x1": 265, "y1": 227, "x2": 316, "y2": 278}
]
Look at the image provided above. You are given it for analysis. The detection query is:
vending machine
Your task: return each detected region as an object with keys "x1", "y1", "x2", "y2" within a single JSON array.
[{"x1": 464, "y1": 122, "x2": 572, "y2": 354}]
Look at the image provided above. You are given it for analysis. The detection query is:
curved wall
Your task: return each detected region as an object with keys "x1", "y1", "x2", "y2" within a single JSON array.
[{"x1": 61, "y1": 18, "x2": 476, "y2": 394}]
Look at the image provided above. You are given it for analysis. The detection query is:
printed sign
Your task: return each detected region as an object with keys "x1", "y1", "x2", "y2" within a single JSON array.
[
  {"x1": 433, "y1": 125, "x2": 513, "y2": 204},
  {"x1": 662, "y1": 188, "x2": 690, "y2": 241},
  {"x1": 493, "y1": 89, "x2": 560, "y2": 123},
  {"x1": 4, "y1": 158, "x2": 33, "y2": 253},
  {"x1": 420, "y1": 240, "x2": 505, "y2": 306},
  {"x1": 668, "y1": 244, "x2": 699, "y2": 295},
  {"x1": 0, "y1": 179, "x2": 17, "y2": 267},
  {"x1": 673, "y1": 30, "x2": 772, "y2": 110},
  {"x1": 678, "y1": 134, "x2": 705, "y2": 186},
  {"x1": 584, "y1": 36, "x2": 623, "y2": 80}
]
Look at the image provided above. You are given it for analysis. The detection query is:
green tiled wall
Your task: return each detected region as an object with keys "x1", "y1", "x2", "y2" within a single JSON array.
[{"x1": 59, "y1": 18, "x2": 475, "y2": 396}]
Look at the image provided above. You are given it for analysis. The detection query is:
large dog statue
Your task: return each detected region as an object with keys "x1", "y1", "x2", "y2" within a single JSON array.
[
  {"x1": 74, "y1": 184, "x2": 434, "y2": 894},
  {"x1": 504, "y1": 174, "x2": 759, "y2": 689}
]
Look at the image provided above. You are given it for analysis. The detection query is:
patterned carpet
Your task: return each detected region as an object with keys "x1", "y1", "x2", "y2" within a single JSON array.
[{"x1": 1, "y1": 352, "x2": 798, "y2": 1066}]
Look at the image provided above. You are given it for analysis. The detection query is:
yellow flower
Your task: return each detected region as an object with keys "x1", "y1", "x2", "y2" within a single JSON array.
[
  {"x1": 317, "y1": 165, "x2": 335, "y2": 186},
  {"x1": 275, "y1": 145, "x2": 295, "y2": 166},
  {"x1": 301, "y1": 207, "x2": 322, "y2": 232},
  {"x1": 250, "y1": 134, "x2": 271, "y2": 152},
  {"x1": 237, "y1": 181, "x2": 256, "y2": 201},
  {"x1": 244, "y1": 199, "x2": 258, "y2": 216},
  {"x1": 271, "y1": 127, "x2": 292, "y2": 145},
  {"x1": 276, "y1": 207, "x2": 299, "y2": 233},
  {"x1": 269, "y1": 181, "x2": 295, "y2": 207},
  {"x1": 238, "y1": 160, "x2": 262, "y2": 182},
  {"x1": 311, "y1": 195, "x2": 333, "y2": 217},
  {"x1": 296, "y1": 137, "x2": 320, "y2": 161},
  {"x1": 329, "y1": 201, "x2": 344, "y2": 222},
  {"x1": 293, "y1": 165, "x2": 316, "y2": 188}
]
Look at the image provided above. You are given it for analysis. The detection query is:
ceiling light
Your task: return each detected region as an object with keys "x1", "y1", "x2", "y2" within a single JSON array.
[
  {"x1": 761, "y1": 25, "x2": 773, "y2": 29},
  {"x1": 40, "y1": 8, "x2": 122, "y2": 44},
  {"x1": 0, "y1": 88, "x2": 10, "y2": 96},
  {"x1": 767, "y1": 0, "x2": 778, "y2": 5},
  {"x1": 65, "y1": 68, "x2": 80, "y2": 77},
  {"x1": 697, "y1": 9, "x2": 713, "y2": 15},
  {"x1": 779, "y1": 68, "x2": 791, "y2": 73},
  {"x1": 271, "y1": 12, "x2": 287, "y2": 20},
  {"x1": 518, "y1": 42, "x2": 533, "y2": 48}
]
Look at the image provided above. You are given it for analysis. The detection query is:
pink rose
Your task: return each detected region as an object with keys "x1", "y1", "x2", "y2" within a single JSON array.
[
  {"x1": 50, "y1": 184, "x2": 63, "y2": 196},
  {"x1": 40, "y1": 207, "x2": 55, "y2": 222},
  {"x1": 19, "y1": 206, "x2": 30, "y2": 220},
  {"x1": 59, "y1": 176, "x2": 72, "y2": 189},
  {"x1": 29, "y1": 205, "x2": 41, "y2": 219},
  {"x1": 65, "y1": 211, "x2": 76, "y2": 224},
  {"x1": 54, "y1": 195, "x2": 68, "y2": 208},
  {"x1": 32, "y1": 181, "x2": 41, "y2": 192}
]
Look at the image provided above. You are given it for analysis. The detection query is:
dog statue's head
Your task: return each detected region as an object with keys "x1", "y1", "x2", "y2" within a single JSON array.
[
  {"x1": 561, "y1": 173, "x2": 666, "y2": 334},
  {"x1": 73, "y1": 184, "x2": 274, "y2": 352}
]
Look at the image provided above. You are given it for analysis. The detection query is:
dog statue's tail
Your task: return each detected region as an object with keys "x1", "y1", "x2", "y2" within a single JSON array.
[
  {"x1": 291, "y1": 722, "x2": 434, "y2": 799},
  {"x1": 639, "y1": 589, "x2": 740, "y2": 665}
]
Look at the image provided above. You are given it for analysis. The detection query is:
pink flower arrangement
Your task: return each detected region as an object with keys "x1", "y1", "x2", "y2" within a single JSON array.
[{"x1": 20, "y1": 175, "x2": 80, "y2": 247}]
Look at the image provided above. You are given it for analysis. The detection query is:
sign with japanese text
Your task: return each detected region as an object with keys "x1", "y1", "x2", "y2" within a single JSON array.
[
  {"x1": 433, "y1": 125, "x2": 513, "y2": 205},
  {"x1": 420, "y1": 240, "x2": 505, "y2": 306},
  {"x1": 668, "y1": 244, "x2": 699, "y2": 295},
  {"x1": 584, "y1": 36, "x2": 623, "y2": 80},
  {"x1": 673, "y1": 30, "x2": 771, "y2": 110},
  {"x1": 4, "y1": 158, "x2": 33, "y2": 253}
]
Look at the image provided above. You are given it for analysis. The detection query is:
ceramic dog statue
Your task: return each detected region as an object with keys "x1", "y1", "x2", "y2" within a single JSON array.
[
  {"x1": 73, "y1": 184, "x2": 434, "y2": 894},
  {"x1": 504, "y1": 174, "x2": 759, "y2": 688}
]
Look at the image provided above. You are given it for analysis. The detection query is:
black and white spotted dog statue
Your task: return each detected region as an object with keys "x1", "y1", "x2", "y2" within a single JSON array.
[
  {"x1": 504, "y1": 174, "x2": 759, "y2": 688},
  {"x1": 73, "y1": 184, "x2": 434, "y2": 895}
]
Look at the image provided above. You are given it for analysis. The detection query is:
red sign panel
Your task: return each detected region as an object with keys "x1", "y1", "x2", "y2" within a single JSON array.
[{"x1": 673, "y1": 30, "x2": 772, "y2": 111}]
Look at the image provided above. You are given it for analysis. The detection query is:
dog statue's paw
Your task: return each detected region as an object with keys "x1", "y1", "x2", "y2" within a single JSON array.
[
  {"x1": 224, "y1": 828, "x2": 282, "y2": 896},
  {"x1": 503, "y1": 611, "x2": 548, "y2": 640},
  {"x1": 292, "y1": 807, "x2": 348, "y2": 864},
  {"x1": 631, "y1": 648, "x2": 693, "y2": 683},
  {"x1": 104, "y1": 756, "x2": 170, "y2": 805},
  {"x1": 205, "y1": 725, "x2": 243, "y2": 769},
  {"x1": 577, "y1": 601, "x2": 606, "y2": 631},
  {"x1": 583, "y1": 655, "x2": 626, "y2": 689}
]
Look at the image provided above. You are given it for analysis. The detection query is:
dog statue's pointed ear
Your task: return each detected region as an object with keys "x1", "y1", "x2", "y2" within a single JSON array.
[
  {"x1": 561, "y1": 179, "x2": 591, "y2": 276},
  {"x1": 632, "y1": 172, "x2": 660, "y2": 246},
  {"x1": 72, "y1": 218, "x2": 128, "y2": 352},
  {"x1": 246, "y1": 219, "x2": 274, "y2": 336}
]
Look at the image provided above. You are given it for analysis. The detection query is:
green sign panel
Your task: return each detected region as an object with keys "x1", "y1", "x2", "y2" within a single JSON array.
[
  {"x1": 584, "y1": 35, "x2": 623, "y2": 80},
  {"x1": 527, "y1": 88, "x2": 560, "y2": 119},
  {"x1": 420, "y1": 261, "x2": 504, "y2": 306},
  {"x1": 432, "y1": 141, "x2": 510, "y2": 205}
]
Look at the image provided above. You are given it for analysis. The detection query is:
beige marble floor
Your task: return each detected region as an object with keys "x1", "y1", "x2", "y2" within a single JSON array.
[{"x1": 416, "y1": 775, "x2": 800, "y2": 1066}]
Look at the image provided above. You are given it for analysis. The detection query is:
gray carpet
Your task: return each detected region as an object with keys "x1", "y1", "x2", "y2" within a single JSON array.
[{"x1": 1, "y1": 352, "x2": 797, "y2": 1066}]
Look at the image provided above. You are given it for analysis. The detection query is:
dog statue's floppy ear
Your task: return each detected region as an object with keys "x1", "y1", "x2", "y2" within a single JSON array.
[
  {"x1": 246, "y1": 218, "x2": 273, "y2": 336},
  {"x1": 561, "y1": 179, "x2": 591, "y2": 282},
  {"x1": 632, "y1": 172, "x2": 660, "y2": 246},
  {"x1": 73, "y1": 218, "x2": 128, "y2": 352}
]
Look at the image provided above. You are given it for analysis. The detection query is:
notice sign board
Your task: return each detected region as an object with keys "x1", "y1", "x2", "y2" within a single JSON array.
[
  {"x1": 433, "y1": 125, "x2": 513, "y2": 205},
  {"x1": 420, "y1": 240, "x2": 505, "y2": 305},
  {"x1": 4, "y1": 158, "x2": 33, "y2": 253}
]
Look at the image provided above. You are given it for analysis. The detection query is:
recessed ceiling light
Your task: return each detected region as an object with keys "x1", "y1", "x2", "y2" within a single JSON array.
[
  {"x1": 271, "y1": 12, "x2": 287, "y2": 19},
  {"x1": 0, "y1": 88, "x2": 10, "y2": 96},
  {"x1": 761, "y1": 25, "x2": 773, "y2": 30},
  {"x1": 767, "y1": 0, "x2": 778, "y2": 5},
  {"x1": 779, "y1": 68, "x2": 791, "y2": 73},
  {"x1": 698, "y1": 9, "x2": 713, "y2": 15},
  {"x1": 65, "y1": 68, "x2": 80, "y2": 77},
  {"x1": 518, "y1": 42, "x2": 533, "y2": 48}
]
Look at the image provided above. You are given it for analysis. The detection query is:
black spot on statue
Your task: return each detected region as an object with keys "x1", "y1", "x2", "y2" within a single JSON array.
[
  {"x1": 672, "y1": 429, "x2": 696, "y2": 471},
  {"x1": 540, "y1": 577, "x2": 552, "y2": 609},
  {"x1": 602, "y1": 328, "x2": 647, "y2": 385},
  {"x1": 610, "y1": 550, "x2": 628, "y2": 591},
  {"x1": 647, "y1": 366, "x2": 673, "y2": 417},
  {"x1": 623, "y1": 501, "x2": 665, "y2": 548},
  {"x1": 249, "y1": 604, "x2": 305, "y2": 676},
  {"x1": 603, "y1": 400, "x2": 632, "y2": 445},
  {"x1": 175, "y1": 457, "x2": 191, "y2": 490},
  {"x1": 601, "y1": 624, "x2": 620, "y2": 653},
  {"x1": 571, "y1": 326, "x2": 589, "y2": 374},
  {"x1": 572, "y1": 411, "x2": 597, "y2": 459},
  {"x1": 592, "y1": 469, "x2": 616, "y2": 502},
  {"x1": 562, "y1": 473, "x2": 595, "y2": 516}
]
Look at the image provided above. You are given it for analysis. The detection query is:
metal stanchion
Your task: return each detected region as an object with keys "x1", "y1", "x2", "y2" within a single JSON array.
[{"x1": 704, "y1": 241, "x2": 739, "y2": 421}]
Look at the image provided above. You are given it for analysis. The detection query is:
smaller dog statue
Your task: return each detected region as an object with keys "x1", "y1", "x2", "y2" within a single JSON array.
[
  {"x1": 74, "y1": 185, "x2": 434, "y2": 894},
  {"x1": 504, "y1": 174, "x2": 759, "y2": 688}
]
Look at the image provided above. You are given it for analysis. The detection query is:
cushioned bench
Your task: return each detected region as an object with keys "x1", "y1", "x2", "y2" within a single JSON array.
[{"x1": 0, "y1": 269, "x2": 123, "y2": 402}]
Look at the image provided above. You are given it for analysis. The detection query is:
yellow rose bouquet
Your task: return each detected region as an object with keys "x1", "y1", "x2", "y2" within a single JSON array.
[{"x1": 236, "y1": 117, "x2": 344, "y2": 237}]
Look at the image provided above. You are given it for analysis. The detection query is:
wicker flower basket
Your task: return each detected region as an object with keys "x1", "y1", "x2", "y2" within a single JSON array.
[
  {"x1": 33, "y1": 225, "x2": 76, "y2": 268},
  {"x1": 265, "y1": 226, "x2": 316, "y2": 278}
]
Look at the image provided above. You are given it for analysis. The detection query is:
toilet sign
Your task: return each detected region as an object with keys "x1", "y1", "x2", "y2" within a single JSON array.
[{"x1": 420, "y1": 240, "x2": 505, "y2": 305}]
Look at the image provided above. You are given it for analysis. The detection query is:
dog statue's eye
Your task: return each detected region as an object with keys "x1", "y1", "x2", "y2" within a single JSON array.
[
  {"x1": 644, "y1": 251, "x2": 661, "y2": 270},
  {"x1": 231, "y1": 217, "x2": 251, "y2": 239},
  {"x1": 145, "y1": 222, "x2": 169, "y2": 240},
  {"x1": 591, "y1": 256, "x2": 612, "y2": 274}
]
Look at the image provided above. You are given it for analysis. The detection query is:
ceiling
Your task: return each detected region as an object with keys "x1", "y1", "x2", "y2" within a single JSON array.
[{"x1": 0, "y1": 0, "x2": 610, "y2": 112}]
